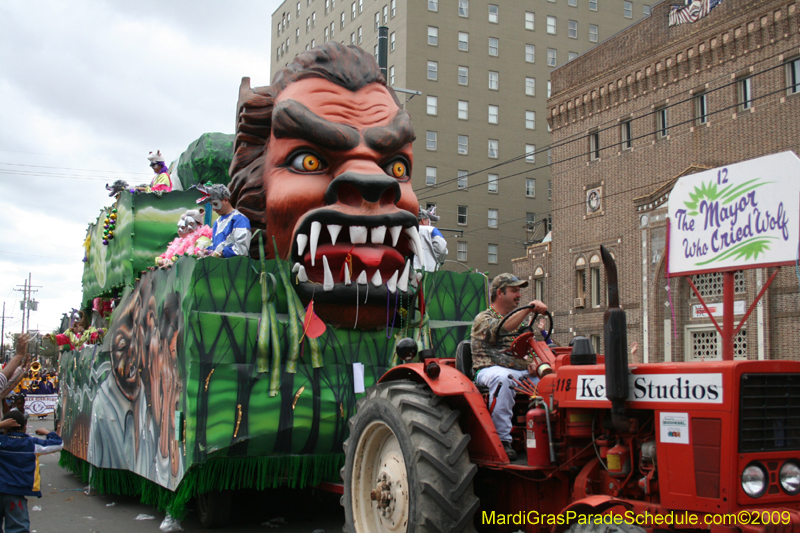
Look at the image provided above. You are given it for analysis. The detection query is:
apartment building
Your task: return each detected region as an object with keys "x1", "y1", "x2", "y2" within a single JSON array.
[
  {"x1": 515, "y1": 0, "x2": 800, "y2": 361},
  {"x1": 271, "y1": 0, "x2": 649, "y2": 275}
]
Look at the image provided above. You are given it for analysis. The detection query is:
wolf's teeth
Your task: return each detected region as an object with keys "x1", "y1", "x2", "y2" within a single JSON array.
[
  {"x1": 344, "y1": 263, "x2": 352, "y2": 285},
  {"x1": 398, "y1": 260, "x2": 411, "y2": 292},
  {"x1": 296, "y1": 234, "x2": 308, "y2": 257},
  {"x1": 292, "y1": 262, "x2": 301, "y2": 273},
  {"x1": 297, "y1": 265, "x2": 308, "y2": 282},
  {"x1": 349, "y1": 225, "x2": 368, "y2": 244},
  {"x1": 371, "y1": 226, "x2": 387, "y2": 244},
  {"x1": 322, "y1": 256, "x2": 334, "y2": 291},
  {"x1": 310, "y1": 221, "x2": 321, "y2": 267},
  {"x1": 387, "y1": 270, "x2": 398, "y2": 293},
  {"x1": 389, "y1": 226, "x2": 402, "y2": 247},
  {"x1": 327, "y1": 224, "x2": 342, "y2": 245},
  {"x1": 405, "y1": 227, "x2": 424, "y2": 267},
  {"x1": 371, "y1": 270, "x2": 383, "y2": 287},
  {"x1": 356, "y1": 271, "x2": 368, "y2": 285}
]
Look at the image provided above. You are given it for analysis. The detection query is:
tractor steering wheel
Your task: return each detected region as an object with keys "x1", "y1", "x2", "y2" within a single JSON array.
[{"x1": 495, "y1": 306, "x2": 554, "y2": 343}]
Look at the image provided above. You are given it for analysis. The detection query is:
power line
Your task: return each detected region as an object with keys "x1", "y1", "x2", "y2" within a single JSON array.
[{"x1": 0, "y1": 162, "x2": 147, "y2": 175}]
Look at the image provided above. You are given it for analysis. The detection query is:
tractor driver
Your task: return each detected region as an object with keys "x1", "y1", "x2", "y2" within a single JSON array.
[{"x1": 470, "y1": 273, "x2": 548, "y2": 461}]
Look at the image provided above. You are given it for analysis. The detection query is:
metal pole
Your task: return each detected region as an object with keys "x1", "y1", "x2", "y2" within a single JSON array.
[
  {"x1": 20, "y1": 278, "x2": 27, "y2": 334},
  {"x1": 1, "y1": 302, "x2": 5, "y2": 362},
  {"x1": 722, "y1": 271, "x2": 734, "y2": 360},
  {"x1": 377, "y1": 26, "x2": 388, "y2": 79},
  {"x1": 25, "y1": 273, "x2": 31, "y2": 334}
]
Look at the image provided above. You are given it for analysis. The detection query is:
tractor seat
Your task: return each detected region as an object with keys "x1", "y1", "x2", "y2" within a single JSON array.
[{"x1": 455, "y1": 340, "x2": 489, "y2": 394}]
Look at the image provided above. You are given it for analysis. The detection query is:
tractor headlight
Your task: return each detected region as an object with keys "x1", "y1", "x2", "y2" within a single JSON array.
[
  {"x1": 742, "y1": 463, "x2": 767, "y2": 498},
  {"x1": 779, "y1": 461, "x2": 800, "y2": 495}
]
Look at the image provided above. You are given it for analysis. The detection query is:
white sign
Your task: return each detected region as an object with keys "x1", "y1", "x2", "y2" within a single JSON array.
[
  {"x1": 25, "y1": 394, "x2": 58, "y2": 416},
  {"x1": 660, "y1": 412, "x2": 690, "y2": 444},
  {"x1": 575, "y1": 373, "x2": 723, "y2": 404},
  {"x1": 691, "y1": 300, "x2": 745, "y2": 318},
  {"x1": 668, "y1": 151, "x2": 800, "y2": 275}
]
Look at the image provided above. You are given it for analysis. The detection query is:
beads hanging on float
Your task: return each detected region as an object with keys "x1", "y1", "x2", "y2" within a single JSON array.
[{"x1": 102, "y1": 208, "x2": 118, "y2": 246}]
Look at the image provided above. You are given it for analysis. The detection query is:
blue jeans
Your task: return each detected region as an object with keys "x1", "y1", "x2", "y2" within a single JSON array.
[
  {"x1": 0, "y1": 494, "x2": 29, "y2": 533},
  {"x1": 475, "y1": 367, "x2": 539, "y2": 442}
]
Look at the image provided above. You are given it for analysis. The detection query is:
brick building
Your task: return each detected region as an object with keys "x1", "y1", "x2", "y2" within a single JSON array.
[{"x1": 514, "y1": 0, "x2": 800, "y2": 362}]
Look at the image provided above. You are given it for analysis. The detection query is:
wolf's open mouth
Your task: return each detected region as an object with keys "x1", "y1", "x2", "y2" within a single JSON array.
[{"x1": 291, "y1": 210, "x2": 421, "y2": 295}]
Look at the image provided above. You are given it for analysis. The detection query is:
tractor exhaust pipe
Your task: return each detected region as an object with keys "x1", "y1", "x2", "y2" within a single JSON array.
[{"x1": 601, "y1": 246, "x2": 630, "y2": 433}]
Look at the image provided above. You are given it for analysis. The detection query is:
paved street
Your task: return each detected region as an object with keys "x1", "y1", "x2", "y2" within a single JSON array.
[{"x1": 29, "y1": 416, "x2": 345, "y2": 533}]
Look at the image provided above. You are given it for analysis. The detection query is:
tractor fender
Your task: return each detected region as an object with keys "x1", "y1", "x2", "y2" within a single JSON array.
[
  {"x1": 553, "y1": 496, "x2": 635, "y2": 533},
  {"x1": 378, "y1": 361, "x2": 479, "y2": 396}
]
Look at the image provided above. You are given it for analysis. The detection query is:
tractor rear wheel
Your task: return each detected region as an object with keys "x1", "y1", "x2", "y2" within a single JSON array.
[{"x1": 343, "y1": 381, "x2": 479, "y2": 533}]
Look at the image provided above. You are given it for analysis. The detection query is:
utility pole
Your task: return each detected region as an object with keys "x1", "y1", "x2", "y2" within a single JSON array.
[
  {"x1": 0, "y1": 302, "x2": 13, "y2": 362},
  {"x1": 14, "y1": 273, "x2": 41, "y2": 335}
]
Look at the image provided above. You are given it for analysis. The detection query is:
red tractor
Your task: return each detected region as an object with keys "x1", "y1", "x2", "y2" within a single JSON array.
[{"x1": 342, "y1": 247, "x2": 800, "y2": 533}]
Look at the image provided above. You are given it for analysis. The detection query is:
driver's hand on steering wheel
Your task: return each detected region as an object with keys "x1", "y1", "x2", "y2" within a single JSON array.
[
  {"x1": 527, "y1": 362, "x2": 538, "y2": 375},
  {"x1": 527, "y1": 300, "x2": 548, "y2": 315}
]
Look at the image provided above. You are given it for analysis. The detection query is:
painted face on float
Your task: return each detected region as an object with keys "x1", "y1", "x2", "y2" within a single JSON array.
[{"x1": 262, "y1": 78, "x2": 421, "y2": 327}]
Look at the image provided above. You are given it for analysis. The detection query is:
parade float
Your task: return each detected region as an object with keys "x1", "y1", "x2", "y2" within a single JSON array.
[{"x1": 56, "y1": 42, "x2": 486, "y2": 526}]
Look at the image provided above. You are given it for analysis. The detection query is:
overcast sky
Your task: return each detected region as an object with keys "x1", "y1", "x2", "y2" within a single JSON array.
[{"x1": 0, "y1": 0, "x2": 283, "y2": 337}]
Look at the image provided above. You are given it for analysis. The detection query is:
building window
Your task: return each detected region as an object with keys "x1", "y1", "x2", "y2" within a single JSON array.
[
  {"x1": 352, "y1": 1, "x2": 356, "y2": 19},
  {"x1": 458, "y1": 0, "x2": 469, "y2": 17},
  {"x1": 548, "y1": 180, "x2": 552, "y2": 200},
  {"x1": 488, "y1": 37, "x2": 499, "y2": 57},
  {"x1": 458, "y1": 206, "x2": 468, "y2": 225},
  {"x1": 383, "y1": 5, "x2": 388, "y2": 23},
  {"x1": 428, "y1": 26, "x2": 438, "y2": 45},
  {"x1": 525, "y1": 44, "x2": 535, "y2": 63},
  {"x1": 325, "y1": 0, "x2": 330, "y2": 14},
  {"x1": 589, "y1": 0, "x2": 597, "y2": 10},
  {"x1": 324, "y1": 27, "x2": 329, "y2": 41},
  {"x1": 488, "y1": 209, "x2": 498, "y2": 228},
  {"x1": 624, "y1": 1, "x2": 633, "y2": 18},
  {"x1": 458, "y1": 66, "x2": 469, "y2": 85},
  {"x1": 526, "y1": 178, "x2": 536, "y2": 197},
  {"x1": 644, "y1": 4, "x2": 651, "y2": 15},
  {"x1": 350, "y1": 32, "x2": 356, "y2": 44},
  {"x1": 458, "y1": 32, "x2": 469, "y2": 51},
  {"x1": 525, "y1": 12, "x2": 535, "y2": 30},
  {"x1": 589, "y1": 130, "x2": 600, "y2": 160},
  {"x1": 575, "y1": 269, "x2": 586, "y2": 304},
  {"x1": 787, "y1": 57, "x2": 800, "y2": 94},
  {"x1": 526, "y1": 144, "x2": 536, "y2": 163},
  {"x1": 569, "y1": 51, "x2": 578, "y2": 61},
  {"x1": 589, "y1": 24, "x2": 598, "y2": 42},
  {"x1": 426, "y1": 131, "x2": 437, "y2": 151},
  {"x1": 297, "y1": 2, "x2": 301, "y2": 16},
  {"x1": 374, "y1": 12, "x2": 380, "y2": 31},
  {"x1": 488, "y1": 244, "x2": 498, "y2": 264},
  {"x1": 695, "y1": 92, "x2": 708, "y2": 125},
  {"x1": 621, "y1": 119, "x2": 632, "y2": 149},
  {"x1": 340, "y1": 12, "x2": 346, "y2": 28},
  {"x1": 547, "y1": 48, "x2": 557, "y2": 67},
  {"x1": 311, "y1": 38, "x2": 316, "y2": 47},
  {"x1": 312, "y1": 12, "x2": 316, "y2": 26},
  {"x1": 458, "y1": 100, "x2": 468, "y2": 120},
  {"x1": 428, "y1": 0, "x2": 438, "y2": 11},
  {"x1": 591, "y1": 266, "x2": 601, "y2": 307},
  {"x1": 534, "y1": 278, "x2": 544, "y2": 301},
  {"x1": 488, "y1": 173, "x2": 499, "y2": 193},
  {"x1": 427, "y1": 96, "x2": 438, "y2": 115},
  {"x1": 488, "y1": 4, "x2": 498, "y2": 23},
  {"x1": 358, "y1": 26, "x2": 362, "y2": 43},
  {"x1": 307, "y1": 17, "x2": 311, "y2": 32},
  {"x1": 568, "y1": 20, "x2": 578, "y2": 39},
  {"x1": 390, "y1": 32, "x2": 395, "y2": 51},
  {"x1": 296, "y1": 27, "x2": 300, "y2": 43},
  {"x1": 569, "y1": 0, "x2": 577, "y2": 6},
  {"x1": 391, "y1": 0, "x2": 396, "y2": 17},
  {"x1": 458, "y1": 170, "x2": 468, "y2": 189},
  {"x1": 426, "y1": 166, "x2": 437, "y2": 186},
  {"x1": 389, "y1": 66, "x2": 395, "y2": 85},
  {"x1": 488, "y1": 71, "x2": 499, "y2": 90},
  {"x1": 359, "y1": 0, "x2": 363, "y2": 13},
  {"x1": 488, "y1": 139, "x2": 499, "y2": 159},
  {"x1": 427, "y1": 61, "x2": 438, "y2": 80},
  {"x1": 547, "y1": 148, "x2": 552, "y2": 164},
  {"x1": 526, "y1": 77, "x2": 536, "y2": 96},
  {"x1": 547, "y1": 16, "x2": 557, "y2": 34},
  {"x1": 526, "y1": 212, "x2": 536, "y2": 227},
  {"x1": 458, "y1": 135, "x2": 469, "y2": 155},
  {"x1": 457, "y1": 242, "x2": 468, "y2": 261},
  {"x1": 656, "y1": 105, "x2": 668, "y2": 138},
  {"x1": 547, "y1": 80, "x2": 552, "y2": 97},
  {"x1": 738, "y1": 76, "x2": 752, "y2": 111},
  {"x1": 488, "y1": 105, "x2": 499, "y2": 124}
]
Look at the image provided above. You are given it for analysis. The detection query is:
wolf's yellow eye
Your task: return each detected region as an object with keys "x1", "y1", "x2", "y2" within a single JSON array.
[
  {"x1": 384, "y1": 159, "x2": 409, "y2": 180},
  {"x1": 289, "y1": 152, "x2": 326, "y2": 172}
]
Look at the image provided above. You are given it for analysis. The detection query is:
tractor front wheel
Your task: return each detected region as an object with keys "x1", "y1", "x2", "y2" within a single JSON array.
[
  {"x1": 565, "y1": 519, "x2": 646, "y2": 533},
  {"x1": 343, "y1": 381, "x2": 479, "y2": 533}
]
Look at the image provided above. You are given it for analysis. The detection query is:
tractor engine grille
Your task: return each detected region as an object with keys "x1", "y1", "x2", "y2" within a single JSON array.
[{"x1": 739, "y1": 374, "x2": 800, "y2": 453}]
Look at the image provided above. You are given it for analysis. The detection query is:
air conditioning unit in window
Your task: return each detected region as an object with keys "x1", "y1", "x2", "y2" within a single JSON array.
[{"x1": 574, "y1": 297, "x2": 585, "y2": 308}]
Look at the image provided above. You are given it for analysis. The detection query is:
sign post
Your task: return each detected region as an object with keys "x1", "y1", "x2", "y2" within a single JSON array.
[{"x1": 667, "y1": 151, "x2": 800, "y2": 360}]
